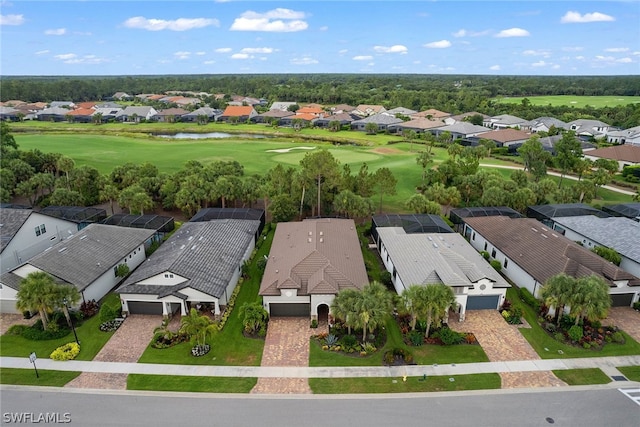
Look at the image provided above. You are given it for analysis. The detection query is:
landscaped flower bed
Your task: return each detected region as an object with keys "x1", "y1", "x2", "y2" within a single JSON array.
[
  {"x1": 191, "y1": 344, "x2": 210, "y2": 357},
  {"x1": 313, "y1": 323, "x2": 386, "y2": 358},
  {"x1": 396, "y1": 314, "x2": 478, "y2": 347},
  {"x1": 541, "y1": 317, "x2": 625, "y2": 350},
  {"x1": 99, "y1": 319, "x2": 124, "y2": 332},
  {"x1": 50, "y1": 342, "x2": 80, "y2": 361}
]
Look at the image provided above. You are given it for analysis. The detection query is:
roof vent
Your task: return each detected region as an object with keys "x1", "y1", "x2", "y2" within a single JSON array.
[
  {"x1": 432, "y1": 243, "x2": 438, "y2": 248},
  {"x1": 531, "y1": 227, "x2": 538, "y2": 232},
  {"x1": 308, "y1": 237, "x2": 312, "y2": 243},
  {"x1": 439, "y1": 236, "x2": 445, "y2": 241},
  {"x1": 188, "y1": 236, "x2": 193, "y2": 241},
  {"x1": 319, "y1": 231, "x2": 324, "y2": 236},
  {"x1": 191, "y1": 245, "x2": 196, "y2": 250},
  {"x1": 179, "y1": 245, "x2": 186, "y2": 250},
  {"x1": 541, "y1": 234, "x2": 548, "y2": 239},
  {"x1": 58, "y1": 247, "x2": 67, "y2": 253},
  {"x1": 320, "y1": 238, "x2": 324, "y2": 243},
  {"x1": 427, "y1": 236, "x2": 433, "y2": 241},
  {"x1": 80, "y1": 235, "x2": 87, "y2": 240},
  {"x1": 308, "y1": 231, "x2": 312, "y2": 236}
]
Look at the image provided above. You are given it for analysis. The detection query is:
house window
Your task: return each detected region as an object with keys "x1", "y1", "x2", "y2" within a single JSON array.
[
  {"x1": 491, "y1": 249, "x2": 496, "y2": 258},
  {"x1": 472, "y1": 232, "x2": 476, "y2": 241},
  {"x1": 503, "y1": 259, "x2": 508, "y2": 268},
  {"x1": 35, "y1": 226, "x2": 41, "y2": 236},
  {"x1": 40, "y1": 224, "x2": 46, "y2": 234},
  {"x1": 114, "y1": 267, "x2": 118, "y2": 276},
  {"x1": 484, "y1": 242, "x2": 487, "y2": 251},
  {"x1": 164, "y1": 273, "x2": 174, "y2": 279}
]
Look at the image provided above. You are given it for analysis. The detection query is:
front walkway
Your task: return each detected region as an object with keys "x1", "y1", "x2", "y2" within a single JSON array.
[
  {"x1": 449, "y1": 310, "x2": 566, "y2": 389},
  {"x1": 251, "y1": 317, "x2": 327, "y2": 394},
  {"x1": 603, "y1": 307, "x2": 640, "y2": 342},
  {"x1": 64, "y1": 315, "x2": 161, "y2": 390}
]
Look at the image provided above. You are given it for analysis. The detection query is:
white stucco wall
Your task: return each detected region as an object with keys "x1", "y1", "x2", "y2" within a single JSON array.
[
  {"x1": 311, "y1": 294, "x2": 335, "y2": 317},
  {"x1": 0, "y1": 284, "x2": 19, "y2": 314},
  {"x1": 138, "y1": 272, "x2": 188, "y2": 286}
]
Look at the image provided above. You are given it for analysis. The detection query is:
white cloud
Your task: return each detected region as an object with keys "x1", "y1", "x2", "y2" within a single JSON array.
[
  {"x1": 562, "y1": 46, "x2": 584, "y2": 52},
  {"x1": 595, "y1": 55, "x2": 615, "y2": 61},
  {"x1": 54, "y1": 53, "x2": 77, "y2": 60},
  {"x1": 373, "y1": 45, "x2": 408, "y2": 54},
  {"x1": 489, "y1": 65, "x2": 501, "y2": 71},
  {"x1": 617, "y1": 58, "x2": 632, "y2": 63},
  {"x1": 552, "y1": 65, "x2": 561, "y2": 70},
  {"x1": 352, "y1": 55, "x2": 373, "y2": 61},
  {"x1": 240, "y1": 47, "x2": 275, "y2": 54},
  {"x1": 338, "y1": 49, "x2": 348, "y2": 55},
  {"x1": 203, "y1": 60, "x2": 215, "y2": 64},
  {"x1": 63, "y1": 54, "x2": 108, "y2": 65},
  {"x1": 230, "y1": 8, "x2": 308, "y2": 32},
  {"x1": 123, "y1": 16, "x2": 219, "y2": 31},
  {"x1": 35, "y1": 50, "x2": 49, "y2": 55},
  {"x1": 319, "y1": 26, "x2": 328, "y2": 31},
  {"x1": 495, "y1": 28, "x2": 530, "y2": 38},
  {"x1": 290, "y1": 56, "x2": 318, "y2": 65},
  {"x1": 453, "y1": 29, "x2": 466, "y2": 38},
  {"x1": 215, "y1": 47, "x2": 232, "y2": 53},
  {"x1": 231, "y1": 53, "x2": 252, "y2": 59},
  {"x1": 174, "y1": 51, "x2": 191, "y2": 60},
  {"x1": 633, "y1": 51, "x2": 640, "y2": 56},
  {"x1": 424, "y1": 40, "x2": 451, "y2": 49},
  {"x1": 560, "y1": 11, "x2": 615, "y2": 23},
  {"x1": 195, "y1": 51, "x2": 206, "y2": 56},
  {"x1": 522, "y1": 49, "x2": 551, "y2": 57},
  {"x1": 0, "y1": 14, "x2": 24, "y2": 25},
  {"x1": 532, "y1": 60, "x2": 549, "y2": 67},
  {"x1": 575, "y1": 56, "x2": 585, "y2": 60},
  {"x1": 605, "y1": 47, "x2": 628, "y2": 53},
  {"x1": 44, "y1": 28, "x2": 66, "y2": 36}
]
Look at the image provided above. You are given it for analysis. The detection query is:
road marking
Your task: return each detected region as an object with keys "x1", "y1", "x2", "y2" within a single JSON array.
[{"x1": 618, "y1": 388, "x2": 640, "y2": 406}]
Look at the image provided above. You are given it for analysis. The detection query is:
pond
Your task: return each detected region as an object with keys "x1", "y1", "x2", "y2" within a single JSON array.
[{"x1": 155, "y1": 132, "x2": 270, "y2": 139}]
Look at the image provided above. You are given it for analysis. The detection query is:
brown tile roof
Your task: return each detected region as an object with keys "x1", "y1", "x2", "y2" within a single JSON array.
[
  {"x1": 585, "y1": 145, "x2": 640, "y2": 163},
  {"x1": 463, "y1": 216, "x2": 637, "y2": 286},
  {"x1": 297, "y1": 106, "x2": 324, "y2": 115},
  {"x1": 412, "y1": 109, "x2": 451, "y2": 119},
  {"x1": 293, "y1": 113, "x2": 317, "y2": 121},
  {"x1": 259, "y1": 219, "x2": 369, "y2": 297},
  {"x1": 155, "y1": 108, "x2": 189, "y2": 116},
  {"x1": 476, "y1": 128, "x2": 531, "y2": 143},
  {"x1": 67, "y1": 108, "x2": 95, "y2": 116},
  {"x1": 222, "y1": 105, "x2": 255, "y2": 116},
  {"x1": 397, "y1": 118, "x2": 444, "y2": 130},
  {"x1": 76, "y1": 102, "x2": 97, "y2": 110}
]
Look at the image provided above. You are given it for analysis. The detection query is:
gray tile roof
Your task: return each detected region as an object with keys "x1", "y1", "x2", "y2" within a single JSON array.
[
  {"x1": 259, "y1": 219, "x2": 369, "y2": 296},
  {"x1": 377, "y1": 228, "x2": 509, "y2": 289},
  {"x1": 553, "y1": 216, "x2": 640, "y2": 262},
  {"x1": 489, "y1": 114, "x2": 530, "y2": 126},
  {"x1": 1, "y1": 271, "x2": 70, "y2": 291},
  {"x1": 435, "y1": 122, "x2": 491, "y2": 135},
  {"x1": 531, "y1": 117, "x2": 568, "y2": 129},
  {"x1": 0, "y1": 208, "x2": 33, "y2": 253},
  {"x1": 118, "y1": 220, "x2": 260, "y2": 299},
  {"x1": 385, "y1": 107, "x2": 418, "y2": 116},
  {"x1": 23, "y1": 224, "x2": 154, "y2": 291},
  {"x1": 352, "y1": 113, "x2": 403, "y2": 126}
]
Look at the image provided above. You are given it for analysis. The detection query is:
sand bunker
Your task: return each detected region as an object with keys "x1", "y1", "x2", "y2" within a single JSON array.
[
  {"x1": 372, "y1": 147, "x2": 403, "y2": 155},
  {"x1": 266, "y1": 146, "x2": 316, "y2": 153}
]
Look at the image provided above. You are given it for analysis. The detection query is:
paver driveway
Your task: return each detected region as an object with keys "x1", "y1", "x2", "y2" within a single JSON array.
[
  {"x1": 450, "y1": 310, "x2": 565, "y2": 389},
  {"x1": 251, "y1": 317, "x2": 326, "y2": 394},
  {"x1": 603, "y1": 307, "x2": 640, "y2": 342},
  {"x1": 0, "y1": 313, "x2": 35, "y2": 336},
  {"x1": 65, "y1": 314, "x2": 161, "y2": 390}
]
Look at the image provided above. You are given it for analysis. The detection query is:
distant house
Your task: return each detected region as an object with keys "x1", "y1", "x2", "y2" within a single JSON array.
[
  {"x1": 354, "y1": 104, "x2": 386, "y2": 117},
  {"x1": 566, "y1": 119, "x2": 611, "y2": 140},
  {"x1": 218, "y1": 105, "x2": 258, "y2": 123},
  {"x1": 66, "y1": 108, "x2": 96, "y2": 123},
  {"x1": 388, "y1": 118, "x2": 444, "y2": 134},
  {"x1": 483, "y1": 114, "x2": 531, "y2": 131},
  {"x1": 413, "y1": 109, "x2": 451, "y2": 120},
  {"x1": 376, "y1": 228, "x2": 510, "y2": 320},
  {"x1": 252, "y1": 109, "x2": 294, "y2": 125},
  {"x1": 115, "y1": 106, "x2": 158, "y2": 122},
  {"x1": 296, "y1": 106, "x2": 325, "y2": 117},
  {"x1": 526, "y1": 203, "x2": 609, "y2": 227},
  {"x1": 607, "y1": 125, "x2": 640, "y2": 146},
  {"x1": 314, "y1": 112, "x2": 360, "y2": 129},
  {"x1": 92, "y1": 107, "x2": 123, "y2": 122},
  {"x1": 330, "y1": 104, "x2": 356, "y2": 114},
  {"x1": 444, "y1": 112, "x2": 489, "y2": 126},
  {"x1": 351, "y1": 113, "x2": 403, "y2": 132},
  {"x1": 429, "y1": 122, "x2": 491, "y2": 140},
  {"x1": 269, "y1": 101, "x2": 298, "y2": 112},
  {"x1": 280, "y1": 113, "x2": 318, "y2": 128},
  {"x1": 49, "y1": 101, "x2": 75, "y2": 109},
  {"x1": 152, "y1": 108, "x2": 189, "y2": 123},
  {"x1": 384, "y1": 107, "x2": 418, "y2": 117},
  {"x1": 550, "y1": 216, "x2": 640, "y2": 279},
  {"x1": 111, "y1": 92, "x2": 133, "y2": 101},
  {"x1": 463, "y1": 216, "x2": 640, "y2": 306},
  {"x1": 36, "y1": 107, "x2": 72, "y2": 122},
  {"x1": 259, "y1": 219, "x2": 368, "y2": 320},
  {"x1": 530, "y1": 117, "x2": 568, "y2": 133},
  {"x1": 117, "y1": 219, "x2": 260, "y2": 317},
  {"x1": 474, "y1": 128, "x2": 531, "y2": 147},
  {"x1": 583, "y1": 145, "x2": 640, "y2": 171},
  {"x1": 1, "y1": 224, "x2": 154, "y2": 313},
  {"x1": 0, "y1": 106, "x2": 19, "y2": 121},
  {"x1": 181, "y1": 107, "x2": 222, "y2": 123}
]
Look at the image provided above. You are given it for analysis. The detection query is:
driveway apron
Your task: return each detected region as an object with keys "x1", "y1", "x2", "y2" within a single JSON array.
[
  {"x1": 603, "y1": 307, "x2": 640, "y2": 342},
  {"x1": 65, "y1": 314, "x2": 161, "y2": 390},
  {"x1": 450, "y1": 310, "x2": 566, "y2": 389}
]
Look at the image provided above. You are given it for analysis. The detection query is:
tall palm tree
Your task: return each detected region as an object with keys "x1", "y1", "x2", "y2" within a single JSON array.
[
  {"x1": 356, "y1": 281, "x2": 392, "y2": 342},
  {"x1": 15, "y1": 272, "x2": 58, "y2": 330},
  {"x1": 331, "y1": 288, "x2": 360, "y2": 335},
  {"x1": 52, "y1": 284, "x2": 81, "y2": 328},
  {"x1": 401, "y1": 285, "x2": 425, "y2": 331},
  {"x1": 541, "y1": 273, "x2": 575, "y2": 326},
  {"x1": 569, "y1": 275, "x2": 611, "y2": 326},
  {"x1": 422, "y1": 284, "x2": 456, "y2": 338},
  {"x1": 180, "y1": 308, "x2": 218, "y2": 349}
]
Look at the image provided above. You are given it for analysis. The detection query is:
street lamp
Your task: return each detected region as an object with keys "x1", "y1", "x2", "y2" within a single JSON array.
[{"x1": 63, "y1": 298, "x2": 79, "y2": 345}]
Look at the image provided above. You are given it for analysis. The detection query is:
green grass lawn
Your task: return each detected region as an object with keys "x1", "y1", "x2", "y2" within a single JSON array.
[
  {"x1": 0, "y1": 368, "x2": 81, "y2": 387},
  {"x1": 507, "y1": 288, "x2": 640, "y2": 359},
  {"x1": 552, "y1": 368, "x2": 611, "y2": 385},
  {"x1": 0, "y1": 294, "x2": 119, "y2": 361},
  {"x1": 617, "y1": 366, "x2": 640, "y2": 381},
  {"x1": 127, "y1": 374, "x2": 257, "y2": 393},
  {"x1": 492, "y1": 95, "x2": 640, "y2": 108},
  {"x1": 137, "y1": 230, "x2": 273, "y2": 366},
  {"x1": 309, "y1": 373, "x2": 501, "y2": 394},
  {"x1": 309, "y1": 316, "x2": 489, "y2": 367}
]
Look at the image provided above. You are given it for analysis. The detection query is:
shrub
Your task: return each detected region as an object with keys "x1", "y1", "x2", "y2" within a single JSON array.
[
  {"x1": 191, "y1": 344, "x2": 210, "y2": 357},
  {"x1": 490, "y1": 260, "x2": 502, "y2": 272},
  {"x1": 433, "y1": 327, "x2": 465, "y2": 345},
  {"x1": 554, "y1": 332, "x2": 565, "y2": 342},
  {"x1": 99, "y1": 319, "x2": 123, "y2": 332},
  {"x1": 507, "y1": 308, "x2": 523, "y2": 325},
  {"x1": 310, "y1": 319, "x2": 318, "y2": 329},
  {"x1": 21, "y1": 320, "x2": 70, "y2": 341},
  {"x1": 567, "y1": 325, "x2": 584, "y2": 342},
  {"x1": 519, "y1": 287, "x2": 541, "y2": 311},
  {"x1": 612, "y1": 331, "x2": 625, "y2": 344},
  {"x1": 633, "y1": 301, "x2": 640, "y2": 311},
  {"x1": 408, "y1": 330, "x2": 424, "y2": 347},
  {"x1": 6, "y1": 324, "x2": 28, "y2": 336},
  {"x1": 362, "y1": 342, "x2": 377, "y2": 353},
  {"x1": 324, "y1": 334, "x2": 339, "y2": 346},
  {"x1": 99, "y1": 303, "x2": 119, "y2": 323},
  {"x1": 384, "y1": 348, "x2": 414, "y2": 365},
  {"x1": 480, "y1": 251, "x2": 490, "y2": 260},
  {"x1": 80, "y1": 300, "x2": 99, "y2": 318},
  {"x1": 50, "y1": 342, "x2": 80, "y2": 361},
  {"x1": 582, "y1": 342, "x2": 591, "y2": 349},
  {"x1": 340, "y1": 334, "x2": 357, "y2": 349}
]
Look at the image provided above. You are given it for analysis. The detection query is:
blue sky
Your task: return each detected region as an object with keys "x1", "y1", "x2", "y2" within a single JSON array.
[{"x1": 1, "y1": 1, "x2": 639, "y2": 76}]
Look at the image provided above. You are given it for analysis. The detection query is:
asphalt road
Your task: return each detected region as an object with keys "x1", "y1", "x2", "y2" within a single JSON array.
[{"x1": 1, "y1": 385, "x2": 638, "y2": 427}]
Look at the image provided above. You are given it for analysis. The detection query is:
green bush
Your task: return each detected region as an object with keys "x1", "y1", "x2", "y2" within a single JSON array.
[
  {"x1": 567, "y1": 325, "x2": 584, "y2": 342},
  {"x1": 99, "y1": 303, "x2": 118, "y2": 323},
  {"x1": 612, "y1": 331, "x2": 625, "y2": 344},
  {"x1": 519, "y1": 287, "x2": 541, "y2": 311},
  {"x1": 340, "y1": 334, "x2": 357, "y2": 350},
  {"x1": 490, "y1": 260, "x2": 502, "y2": 272},
  {"x1": 480, "y1": 251, "x2": 490, "y2": 260},
  {"x1": 21, "y1": 320, "x2": 70, "y2": 341},
  {"x1": 408, "y1": 330, "x2": 424, "y2": 346},
  {"x1": 50, "y1": 342, "x2": 80, "y2": 361},
  {"x1": 554, "y1": 332, "x2": 565, "y2": 342},
  {"x1": 433, "y1": 327, "x2": 465, "y2": 345}
]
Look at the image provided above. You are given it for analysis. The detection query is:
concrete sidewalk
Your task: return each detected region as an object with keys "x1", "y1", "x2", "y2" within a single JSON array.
[{"x1": 3, "y1": 355, "x2": 639, "y2": 379}]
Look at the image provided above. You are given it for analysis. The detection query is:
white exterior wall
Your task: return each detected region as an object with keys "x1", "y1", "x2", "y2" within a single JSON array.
[
  {"x1": 0, "y1": 284, "x2": 19, "y2": 313},
  {"x1": 378, "y1": 240, "x2": 406, "y2": 294},
  {"x1": 83, "y1": 244, "x2": 146, "y2": 303},
  {"x1": 138, "y1": 272, "x2": 187, "y2": 286},
  {"x1": 1, "y1": 214, "x2": 77, "y2": 273},
  {"x1": 619, "y1": 258, "x2": 640, "y2": 279},
  {"x1": 311, "y1": 294, "x2": 335, "y2": 318}
]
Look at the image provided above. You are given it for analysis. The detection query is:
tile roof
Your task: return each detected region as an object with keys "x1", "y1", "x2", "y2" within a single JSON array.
[
  {"x1": 436, "y1": 122, "x2": 491, "y2": 135},
  {"x1": 221, "y1": 105, "x2": 255, "y2": 116},
  {"x1": 463, "y1": 216, "x2": 637, "y2": 286},
  {"x1": 377, "y1": 228, "x2": 509, "y2": 289},
  {"x1": 66, "y1": 108, "x2": 95, "y2": 116},
  {"x1": 0, "y1": 208, "x2": 33, "y2": 253},
  {"x1": 489, "y1": 114, "x2": 530, "y2": 126},
  {"x1": 393, "y1": 118, "x2": 444, "y2": 130},
  {"x1": 19, "y1": 224, "x2": 154, "y2": 291},
  {"x1": 553, "y1": 216, "x2": 640, "y2": 262},
  {"x1": 584, "y1": 145, "x2": 640, "y2": 163},
  {"x1": 412, "y1": 109, "x2": 451, "y2": 119},
  {"x1": 476, "y1": 128, "x2": 531, "y2": 143},
  {"x1": 352, "y1": 113, "x2": 403, "y2": 126},
  {"x1": 118, "y1": 220, "x2": 260, "y2": 299},
  {"x1": 259, "y1": 219, "x2": 368, "y2": 297},
  {"x1": 385, "y1": 107, "x2": 418, "y2": 116}
]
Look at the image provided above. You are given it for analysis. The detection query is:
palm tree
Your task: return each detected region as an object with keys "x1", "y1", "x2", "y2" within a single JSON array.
[
  {"x1": 421, "y1": 284, "x2": 456, "y2": 338},
  {"x1": 401, "y1": 285, "x2": 425, "y2": 331},
  {"x1": 52, "y1": 284, "x2": 81, "y2": 328},
  {"x1": 180, "y1": 308, "x2": 219, "y2": 349},
  {"x1": 568, "y1": 275, "x2": 611, "y2": 326},
  {"x1": 15, "y1": 272, "x2": 58, "y2": 330},
  {"x1": 331, "y1": 288, "x2": 360, "y2": 335},
  {"x1": 356, "y1": 281, "x2": 392, "y2": 342},
  {"x1": 239, "y1": 302, "x2": 268, "y2": 334},
  {"x1": 541, "y1": 273, "x2": 575, "y2": 326}
]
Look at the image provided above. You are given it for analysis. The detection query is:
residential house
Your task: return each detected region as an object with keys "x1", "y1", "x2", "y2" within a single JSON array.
[
  {"x1": 152, "y1": 108, "x2": 189, "y2": 123},
  {"x1": 388, "y1": 118, "x2": 444, "y2": 135},
  {"x1": 117, "y1": 219, "x2": 260, "y2": 317},
  {"x1": 1, "y1": 224, "x2": 154, "y2": 313},
  {"x1": 269, "y1": 102, "x2": 298, "y2": 112},
  {"x1": 474, "y1": 128, "x2": 531, "y2": 147},
  {"x1": 252, "y1": 110, "x2": 294, "y2": 125},
  {"x1": 279, "y1": 113, "x2": 318, "y2": 128},
  {"x1": 92, "y1": 107, "x2": 123, "y2": 122},
  {"x1": 483, "y1": 114, "x2": 531, "y2": 131},
  {"x1": 550, "y1": 216, "x2": 640, "y2": 279},
  {"x1": 354, "y1": 104, "x2": 386, "y2": 117},
  {"x1": 115, "y1": 106, "x2": 158, "y2": 122},
  {"x1": 583, "y1": 145, "x2": 640, "y2": 171},
  {"x1": 94, "y1": 102, "x2": 123, "y2": 109},
  {"x1": 449, "y1": 206, "x2": 523, "y2": 233},
  {"x1": 259, "y1": 218, "x2": 368, "y2": 320},
  {"x1": 111, "y1": 92, "x2": 133, "y2": 101},
  {"x1": 76, "y1": 102, "x2": 97, "y2": 110},
  {"x1": 602, "y1": 203, "x2": 640, "y2": 222},
  {"x1": 376, "y1": 228, "x2": 510, "y2": 320},
  {"x1": 66, "y1": 108, "x2": 96, "y2": 123},
  {"x1": 181, "y1": 107, "x2": 222, "y2": 123},
  {"x1": 530, "y1": 117, "x2": 568, "y2": 133},
  {"x1": 443, "y1": 112, "x2": 489, "y2": 126},
  {"x1": 330, "y1": 104, "x2": 356, "y2": 114},
  {"x1": 567, "y1": 119, "x2": 612, "y2": 140},
  {"x1": 313, "y1": 112, "x2": 360, "y2": 129},
  {"x1": 607, "y1": 125, "x2": 640, "y2": 146},
  {"x1": 370, "y1": 214, "x2": 453, "y2": 244},
  {"x1": 36, "y1": 107, "x2": 72, "y2": 122},
  {"x1": 49, "y1": 101, "x2": 75, "y2": 109},
  {"x1": 100, "y1": 213, "x2": 175, "y2": 241},
  {"x1": 218, "y1": 105, "x2": 258, "y2": 123},
  {"x1": 0, "y1": 106, "x2": 19, "y2": 121},
  {"x1": 351, "y1": 113, "x2": 403, "y2": 132},
  {"x1": 384, "y1": 107, "x2": 418, "y2": 117},
  {"x1": 526, "y1": 203, "x2": 610, "y2": 227},
  {"x1": 429, "y1": 122, "x2": 491, "y2": 141},
  {"x1": 463, "y1": 216, "x2": 640, "y2": 306},
  {"x1": 413, "y1": 109, "x2": 451, "y2": 120},
  {"x1": 296, "y1": 106, "x2": 325, "y2": 117}
]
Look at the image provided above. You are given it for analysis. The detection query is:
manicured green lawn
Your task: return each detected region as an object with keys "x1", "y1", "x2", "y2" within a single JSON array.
[
  {"x1": 309, "y1": 373, "x2": 501, "y2": 394},
  {"x1": 552, "y1": 368, "x2": 611, "y2": 385},
  {"x1": 507, "y1": 288, "x2": 640, "y2": 359},
  {"x1": 0, "y1": 294, "x2": 119, "y2": 361},
  {"x1": 137, "y1": 230, "x2": 273, "y2": 366},
  {"x1": 492, "y1": 95, "x2": 640, "y2": 108},
  {"x1": 0, "y1": 368, "x2": 81, "y2": 387},
  {"x1": 127, "y1": 374, "x2": 257, "y2": 393},
  {"x1": 617, "y1": 366, "x2": 640, "y2": 381},
  {"x1": 309, "y1": 316, "x2": 489, "y2": 367}
]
